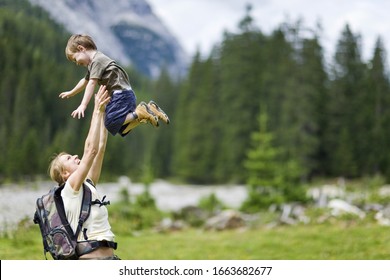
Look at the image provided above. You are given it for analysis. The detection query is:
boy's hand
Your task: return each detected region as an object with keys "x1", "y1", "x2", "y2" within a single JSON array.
[
  {"x1": 59, "y1": 91, "x2": 75, "y2": 99},
  {"x1": 71, "y1": 104, "x2": 87, "y2": 119}
]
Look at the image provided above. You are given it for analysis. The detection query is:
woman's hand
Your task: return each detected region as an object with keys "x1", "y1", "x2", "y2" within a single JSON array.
[{"x1": 94, "y1": 85, "x2": 110, "y2": 112}]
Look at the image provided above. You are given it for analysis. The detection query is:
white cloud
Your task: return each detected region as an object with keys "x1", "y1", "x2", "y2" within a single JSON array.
[
  {"x1": 148, "y1": 0, "x2": 390, "y2": 62},
  {"x1": 149, "y1": 0, "x2": 249, "y2": 55}
]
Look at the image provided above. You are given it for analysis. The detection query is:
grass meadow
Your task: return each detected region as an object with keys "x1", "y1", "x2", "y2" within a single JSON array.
[
  {"x1": 2, "y1": 176, "x2": 390, "y2": 260},
  {"x1": 1, "y1": 218, "x2": 390, "y2": 260}
]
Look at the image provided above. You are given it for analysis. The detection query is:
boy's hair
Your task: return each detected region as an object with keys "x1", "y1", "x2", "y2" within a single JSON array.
[
  {"x1": 48, "y1": 152, "x2": 67, "y2": 185},
  {"x1": 65, "y1": 34, "x2": 97, "y2": 61}
]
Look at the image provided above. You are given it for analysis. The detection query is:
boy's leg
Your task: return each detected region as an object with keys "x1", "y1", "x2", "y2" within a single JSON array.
[
  {"x1": 122, "y1": 119, "x2": 141, "y2": 135},
  {"x1": 148, "y1": 101, "x2": 170, "y2": 124},
  {"x1": 121, "y1": 102, "x2": 159, "y2": 135}
]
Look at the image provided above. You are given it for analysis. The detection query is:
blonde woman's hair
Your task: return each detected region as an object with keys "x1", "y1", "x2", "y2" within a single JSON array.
[
  {"x1": 48, "y1": 152, "x2": 67, "y2": 185},
  {"x1": 65, "y1": 34, "x2": 97, "y2": 61}
]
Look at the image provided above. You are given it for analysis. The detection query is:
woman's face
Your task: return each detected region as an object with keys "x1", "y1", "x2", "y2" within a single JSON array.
[{"x1": 59, "y1": 153, "x2": 80, "y2": 178}]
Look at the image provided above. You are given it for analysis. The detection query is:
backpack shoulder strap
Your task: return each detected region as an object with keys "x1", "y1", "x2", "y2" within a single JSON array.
[
  {"x1": 86, "y1": 178, "x2": 95, "y2": 188},
  {"x1": 54, "y1": 182, "x2": 92, "y2": 240},
  {"x1": 75, "y1": 182, "x2": 92, "y2": 239},
  {"x1": 54, "y1": 185, "x2": 75, "y2": 239}
]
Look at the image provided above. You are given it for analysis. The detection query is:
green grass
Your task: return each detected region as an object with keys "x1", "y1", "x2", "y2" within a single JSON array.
[{"x1": 1, "y1": 221, "x2": 390, "y2": 260}]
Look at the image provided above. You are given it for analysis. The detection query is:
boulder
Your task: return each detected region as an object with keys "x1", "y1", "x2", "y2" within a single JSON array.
[
  {"x1": 205, "y1": 210, "x2": 245, "y2": 231},
  {"x1": 328, "y1": 199, "x2": 365, "y2": 219}
]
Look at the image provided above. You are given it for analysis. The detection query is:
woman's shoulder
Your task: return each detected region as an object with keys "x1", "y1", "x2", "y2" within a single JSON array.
[
  {"x1": 63, "y1": 179, "x2": 95, "y2": 193},
  {"x1": 62, "y1": 181, "x2": 81, "y2": 198}
]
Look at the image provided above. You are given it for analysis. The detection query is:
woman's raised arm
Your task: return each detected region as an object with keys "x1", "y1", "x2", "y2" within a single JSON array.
[{"x1": 67, "y1": 85, "x2": 110, "y2": 191}]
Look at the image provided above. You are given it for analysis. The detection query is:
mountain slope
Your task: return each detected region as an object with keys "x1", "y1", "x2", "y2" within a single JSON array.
[{"x1": 28, "y1": 0, "x2": 188, "y2": 78}]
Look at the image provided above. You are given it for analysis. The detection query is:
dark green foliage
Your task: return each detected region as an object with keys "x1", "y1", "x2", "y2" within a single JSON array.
[
  {"x1": 171, "y1": 10, "x2": 390, "y2": 185},
  {"x1": 0, "y1": 0, "x2": 85, "y2": 180},
  {"x1": 323, "y1": 25, "x2": 367, "y2": 177},
  {"x1": 172, "y1": 52, "x2": 221, "y2": 183},
  {"x1": 241, "y1": 110, "x2": 306, "y2": 212},
  {"x1": 148, "y1": 68, "x2": 179, "y2": 178},
  {"x1": 244, "y1": 111, "x2": 282, "y2": 189},
  {"x1": 360, "y1": 38, "x2": 390, "y2": 179},
  {"x1": 214, "y1": 23, "x2": 266, "y2": 183}
]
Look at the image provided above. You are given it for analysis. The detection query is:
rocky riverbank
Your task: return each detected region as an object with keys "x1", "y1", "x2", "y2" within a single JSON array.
[{"x1": 0, "y1": 178, "x2": 247, "y2": 232}]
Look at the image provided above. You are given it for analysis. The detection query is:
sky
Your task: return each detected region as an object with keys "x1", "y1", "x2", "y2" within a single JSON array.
[{"x1": 148, "y1": 0, "x2": 390, "y2": 63}]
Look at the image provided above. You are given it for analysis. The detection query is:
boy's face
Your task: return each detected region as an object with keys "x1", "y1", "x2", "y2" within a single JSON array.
[{"x1": 70, "y1": 46, "x2": 90, "y2": 67}]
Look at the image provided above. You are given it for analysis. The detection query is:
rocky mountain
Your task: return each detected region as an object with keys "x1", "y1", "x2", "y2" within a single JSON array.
[{"x1": 28, "y1": 0, "x2": 189, "y2": 78}]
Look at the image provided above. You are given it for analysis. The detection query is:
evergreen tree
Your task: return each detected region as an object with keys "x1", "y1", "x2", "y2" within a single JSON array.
[
  {"x1": 324, "y1": 24, "x2": 366, "y2": 177},
  {"x1": 244, "y1": 110, "x2": 282, "y2": 187},
  {"x1": 272, "y1": 21, "x2": 328, "y2": 180},
  {"x1": 172, "y1": 52, "x2": 220, "y2": 183},
  {"x1": 215, "y1": 7, "x2": 266, "y2": 183},
  {"x1": 172, "y1": 51, "x2": 203, "y2": 181},
  {"x1": 242, "y1": 110, "x2": 284, "y2": 211},
  {"x1": 242, "y1": 108, "x2": 307, "y2": 213},
  {"x1": 365, "y1": 38, "x2": 390, "y2": 177},
  {"x1": 150, "y1": 69, "x2": 178, "y2": 178}
]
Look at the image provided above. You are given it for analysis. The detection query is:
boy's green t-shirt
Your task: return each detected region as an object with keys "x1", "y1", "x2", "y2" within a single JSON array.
[{"x1": 86, "y1": 51, "x2": 131, "y2": 94}]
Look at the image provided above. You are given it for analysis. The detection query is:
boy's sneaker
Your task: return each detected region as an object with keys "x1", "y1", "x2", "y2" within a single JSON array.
[
  {"x1": 148, "y1": 101, "x2": 170, "y2": 124},
  {"x1": 135, "y1": 102, "x2": 159, "y2": 127}
]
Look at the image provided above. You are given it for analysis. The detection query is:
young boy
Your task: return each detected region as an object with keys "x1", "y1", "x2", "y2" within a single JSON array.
[{"x1": 59, "y1": 34, "x2": 170, "y2": 136}]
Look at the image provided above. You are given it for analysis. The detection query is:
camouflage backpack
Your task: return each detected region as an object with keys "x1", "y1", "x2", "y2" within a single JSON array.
[{"x1": 33, "y1": 183, "x2": 92, "y2": 260}]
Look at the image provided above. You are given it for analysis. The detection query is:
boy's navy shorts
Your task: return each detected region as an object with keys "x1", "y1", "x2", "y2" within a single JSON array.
[{"x1": 105, "y1": 89, "x2": 136, "y2": 137}]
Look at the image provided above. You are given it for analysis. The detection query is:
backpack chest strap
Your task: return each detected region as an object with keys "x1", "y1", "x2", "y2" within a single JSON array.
[{"x1": 76, "y1": 240, "x2": 118, "y2": 256}]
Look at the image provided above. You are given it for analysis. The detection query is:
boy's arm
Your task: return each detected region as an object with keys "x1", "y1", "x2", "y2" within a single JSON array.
[
  {"x1": 71, "y1": 78, "x2": 98, "y2": 119},
  {"x1": 59, "y1": 78, "x2": 88, "y2": 99}
]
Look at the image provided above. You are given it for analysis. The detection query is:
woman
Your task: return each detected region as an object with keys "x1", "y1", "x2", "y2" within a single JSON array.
[{"x1": 48, "y1": 85, "x2": 119, "y2": 260}]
